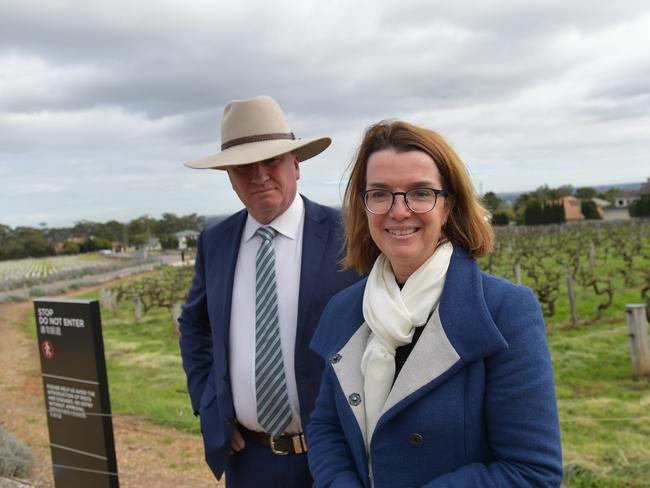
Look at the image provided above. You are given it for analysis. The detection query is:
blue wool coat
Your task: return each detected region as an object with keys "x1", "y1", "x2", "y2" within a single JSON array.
[{"x1": 308, "y1": 247, "x2": 563, "y2": 487}]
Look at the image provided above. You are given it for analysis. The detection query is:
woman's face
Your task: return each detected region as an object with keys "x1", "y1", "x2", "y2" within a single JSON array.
[{"x1": 365, "y1": 149, "x2": 449, "y2": 283}]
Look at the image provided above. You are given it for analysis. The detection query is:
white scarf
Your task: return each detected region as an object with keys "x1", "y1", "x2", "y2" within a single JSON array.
[{"x1": 361, "y1": 241, "x2": 453, "y2": 445}]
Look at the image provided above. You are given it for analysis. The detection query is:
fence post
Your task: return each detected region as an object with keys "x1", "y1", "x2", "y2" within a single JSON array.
[
  {"x1": 131, "y1": 296, "x2": 142, "y2": 324},
  {"x1": 514, "y1": 261, "x2": 522, "y2": 285},
  {"x1": 625, "y1": 304, "x2": 650, "y2": 379},
  {"x1": 99, "y1": 288, "x2": 109, "y2": 309},
  {"x1": 588, "y1": 240, "x2": 596, "y2": 272},
  {"x1": 171, "y1": 303, "x2": 182, "y2": 333},
  {"x1": 110, "y1": 291, "x2": 119, "y2": 317},
  {"x1": 564, "y1": 265, "x2": 578, "y2": 327}
]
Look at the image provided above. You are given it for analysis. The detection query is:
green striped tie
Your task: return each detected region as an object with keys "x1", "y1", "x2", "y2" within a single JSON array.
[{"x1": 255, "y1": 226, "x2": 292, "y2": 437}]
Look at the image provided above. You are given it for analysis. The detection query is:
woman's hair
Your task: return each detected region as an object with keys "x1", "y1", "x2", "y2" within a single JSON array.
[{"x1": 342, "y1": 120, "x2": 494, "y2": 274}]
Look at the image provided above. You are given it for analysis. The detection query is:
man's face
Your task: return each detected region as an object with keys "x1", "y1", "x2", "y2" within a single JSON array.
[{"x1": 226, "y1": 153, "x2": 300, "y2": 224}]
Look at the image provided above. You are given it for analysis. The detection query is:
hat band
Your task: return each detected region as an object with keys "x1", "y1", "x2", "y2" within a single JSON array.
[{"x1": 221, "y1": 132, "x2": 296, "y2": 150}]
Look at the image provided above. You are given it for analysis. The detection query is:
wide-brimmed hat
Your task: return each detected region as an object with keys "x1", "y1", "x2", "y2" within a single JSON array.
[{"x1": 185, "y1": 95, "x2": 331, "y2": 169}]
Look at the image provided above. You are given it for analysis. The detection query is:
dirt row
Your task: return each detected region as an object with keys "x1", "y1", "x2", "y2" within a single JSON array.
[{"x1": 0, "y1": 281, "x2": 221, "y2": 487}]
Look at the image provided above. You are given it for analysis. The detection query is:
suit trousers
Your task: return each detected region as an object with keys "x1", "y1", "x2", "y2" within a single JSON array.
[{"x1": 225, "y1": 441, "x2": 312, "y2": 488}]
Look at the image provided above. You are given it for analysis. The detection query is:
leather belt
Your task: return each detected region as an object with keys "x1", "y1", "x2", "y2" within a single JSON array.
[{"x1": 238, "y1": 425, "x2": 307, "y2": 455}]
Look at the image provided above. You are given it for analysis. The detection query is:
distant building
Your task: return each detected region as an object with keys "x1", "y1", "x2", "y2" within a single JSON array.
[
  {"x1": 554, "y1": 196, "x2": 609, "y2": 221},
  {"x1": 612, "y1": 189, "x2": 640, "y2": 208},
  {"x1": 602, "y1": 207, "x2": 631, "y2": 221},
  {"x1": 175, "y1": 230, "x2": 200, "y2": 250},
  {"x1": 560, "y1": 196, "x2": 585, "y2": 221},
  {"x1": 144, "y1": 237, "x2": 161, "y2": 251},
  {"x1": 53, "y1": 236, "x2": 87, "y2": 254}
]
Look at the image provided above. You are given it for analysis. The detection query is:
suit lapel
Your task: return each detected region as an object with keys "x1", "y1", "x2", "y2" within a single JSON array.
[
  {"x1": 295, "y1": 196, "x2": 330, "y2": 350},
  {"x1": 214, "y1": 211, "x2": 247, "y2": 364}
]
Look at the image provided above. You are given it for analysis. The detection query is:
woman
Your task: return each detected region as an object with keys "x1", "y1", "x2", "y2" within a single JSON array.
[{"x1": 307, "y1": 121, "x2": 562, "y2": 487}]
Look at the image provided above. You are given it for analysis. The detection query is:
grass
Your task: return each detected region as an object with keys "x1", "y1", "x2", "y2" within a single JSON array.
[
  {"x1": 90, "y1": 293, "x2": 198, "y2": 432},
  {"x1": 551, "y1": 320, "x2": 650, "y2": 487}
]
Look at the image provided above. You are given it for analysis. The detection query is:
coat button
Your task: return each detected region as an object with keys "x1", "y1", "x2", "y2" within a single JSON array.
[
  {"x1": 348, "y1": 393, "x2": 361, "y2": 406},
  {"x1": 330, "y1": 353, "x2": 342, "y2": 364},
  {"x1": 409, "y1": 433, "x2": 424, "y2": 447}
]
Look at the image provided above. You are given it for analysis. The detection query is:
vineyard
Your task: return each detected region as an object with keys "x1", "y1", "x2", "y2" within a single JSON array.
[
  {"x1": 103, "y1": 264, "x2": 195, "y2": 328},
  {"x1": 101, "y1": 220, "x2": 650, "y2": 330},
  {"x1": 0, "y1": 254, "x2": 154, "y2": 292},
  {"x1": 479, "y1": 219, "x2": 650, "y2": 327}
]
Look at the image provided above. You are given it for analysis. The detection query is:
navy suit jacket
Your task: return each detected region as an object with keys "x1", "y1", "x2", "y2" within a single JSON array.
[{"x1": 179, "y1": 196, "x2": 360, "y2": 479}]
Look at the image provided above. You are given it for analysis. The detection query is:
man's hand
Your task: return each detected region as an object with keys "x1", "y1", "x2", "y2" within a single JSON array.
[{"x1": 230, "y1": 426, "x2": 246, "y2": 454}]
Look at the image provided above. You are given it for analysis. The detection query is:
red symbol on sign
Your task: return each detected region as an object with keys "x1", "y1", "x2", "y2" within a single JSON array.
[{"x1": 41, "y1": 340, "x2": 55, "y2": 359}]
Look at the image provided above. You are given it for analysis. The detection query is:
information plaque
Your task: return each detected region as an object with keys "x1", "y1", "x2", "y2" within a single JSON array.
[{"x1": 34, "y1": 298, "x2": 119, "y2": 488}]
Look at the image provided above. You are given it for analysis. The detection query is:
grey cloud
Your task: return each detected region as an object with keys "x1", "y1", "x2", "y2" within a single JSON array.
[{"x1": 1, "y1": 0, "x2": 649, "y2": 227}]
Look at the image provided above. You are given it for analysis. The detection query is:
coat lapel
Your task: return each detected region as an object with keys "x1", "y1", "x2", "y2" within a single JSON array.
[{"x1": 381, "y1": 308, "x2": 460, "y2": 416}]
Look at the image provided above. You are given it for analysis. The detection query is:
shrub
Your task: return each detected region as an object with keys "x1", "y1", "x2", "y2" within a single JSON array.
[
  {"x1": 159, "y1": 234, "x2": 179, "y2": 250},
  {"x1": 629, "y1": 194, "x2": 650, "y2": 217},
  {"x1": 62, "y1": 241, "x2": 80, "y2": 255},
  {"x1": 0, "y1": 426, "x2": 34, "y2": 479},
  {"x1": 491, "y1": 209, "x2": 512, "y2": 226},
  {"x1": 27, "y1": 288, "x2": 47, "y2": 297},
  {"x1": 581, "y1": 200, "x2": 602, "y2": 220}
]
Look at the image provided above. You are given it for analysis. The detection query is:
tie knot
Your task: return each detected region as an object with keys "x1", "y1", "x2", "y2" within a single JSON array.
[{"x1": 256, "y1": 226, "x2": 276, "y2": 242}]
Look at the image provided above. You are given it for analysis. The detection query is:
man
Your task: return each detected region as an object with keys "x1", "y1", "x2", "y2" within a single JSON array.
[{"x1": 179, "y1": 95, "x2": 359, "y2": 487}]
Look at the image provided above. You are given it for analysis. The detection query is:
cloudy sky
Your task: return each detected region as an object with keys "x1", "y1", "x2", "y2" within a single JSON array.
[{"x1": 1, "y1": 0, "x2": 649, "y2": 228}]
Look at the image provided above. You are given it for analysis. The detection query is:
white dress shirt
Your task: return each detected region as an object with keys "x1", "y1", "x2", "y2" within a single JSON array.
[{"x1": 229, "y1": 194, "x2": 305, "y2": 434}]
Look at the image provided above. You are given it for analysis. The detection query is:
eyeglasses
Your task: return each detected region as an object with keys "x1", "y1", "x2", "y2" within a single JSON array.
[{"x1": 361, "y1": 188, "x2": 449, "y2": 215}]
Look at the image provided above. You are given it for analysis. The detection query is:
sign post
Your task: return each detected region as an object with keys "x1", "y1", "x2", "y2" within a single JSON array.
[{"x1": 33, "y1": 298, "x2": 119, "y2": 487}]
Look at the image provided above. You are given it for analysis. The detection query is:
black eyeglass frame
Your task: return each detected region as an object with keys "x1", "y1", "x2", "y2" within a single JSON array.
[{"x1": 360, "y1": 188, "x2": 450, "y2": 215}]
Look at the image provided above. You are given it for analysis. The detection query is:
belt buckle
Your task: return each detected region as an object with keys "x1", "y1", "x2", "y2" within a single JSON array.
[{"x1": 269, "y1": 436, "x2": 289, "y2": 456}]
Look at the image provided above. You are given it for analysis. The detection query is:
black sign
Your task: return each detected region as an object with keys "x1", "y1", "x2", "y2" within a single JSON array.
[{"x1": 34, "y1": 298, "x2": 119, "y2": 488}]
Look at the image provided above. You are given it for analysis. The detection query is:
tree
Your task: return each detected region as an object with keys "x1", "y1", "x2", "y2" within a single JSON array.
[
  {"x1": 159, "y1": 234, "x2": 179, "y2": 250},
  {"x1": 72, "y1": 220, "x2": 101, "y2": 238},
  {"x1": 482, "y1": 192, "x2": 505, "y2": 212},
  {"x1": 629, "y1": 195, "x2": 650, "y2": 217},
  {"x1": 575, "y1": 187, "x2": 597, "y2": 200},
  {"x1": 597, "y1": 188, "x2": 622, "y2": 202},
  {"x1": 533, "y1": 184, "x2": 573, "y2": 201},
  {"x1": 581, "y1": 200, "x2": 601, "y2": 220},
  {"x1": 96, "y1": 220, "x2": 125, "y2": 243},
  {"x1": 523, "y1": 200, "x2": 565, "y2": 225},
  {"x1": 127, "y1": 215, "x2": 155, "y2": 246},
  {"x1": 0, "y1": 224, "x2": 10, "y2": 248},
  {"x1": 524, "y1": 201, "x2": 544, "y2": 225},
  {"x1": 80, "y1": 236, "x2": 113, "y2": 253},
  {"x1": 154, "y1": 213, "x2": 204, "y2": 236},
  {"x1": 491, "y1": 209, "x2": 512, "y2": 226},
  {"x1": 13, "y1": 227, "x2": 54, "y2": 257},
  {"x1": 62, "y1": 241, "x2": 80, "y2": 255}
]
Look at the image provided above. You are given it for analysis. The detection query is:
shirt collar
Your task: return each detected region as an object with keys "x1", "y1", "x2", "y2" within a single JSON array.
[{"x1": 243, "y1": 193, "x2": 304, "y2": 242}]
